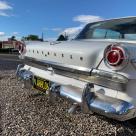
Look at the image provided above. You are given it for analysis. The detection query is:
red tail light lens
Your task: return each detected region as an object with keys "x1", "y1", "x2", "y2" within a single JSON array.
[
  {"x1": 104, "y1": 44, "x2": 128, "y2": 70},
  {"x1": 106, "y1": 47, "x2": 124, "y2": 66},
  {"x1": 107, "y1": 51, "x2": 120, "y2": 64}
]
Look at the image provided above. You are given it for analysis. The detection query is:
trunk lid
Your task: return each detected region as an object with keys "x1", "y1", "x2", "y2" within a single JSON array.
[{"x1": 24, "y1": 39, "x2": 136, "y2": 70}]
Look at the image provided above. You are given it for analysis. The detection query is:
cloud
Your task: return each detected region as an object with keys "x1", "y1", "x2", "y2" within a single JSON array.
[
  {"x1": 0, "y1": 1, "x2": 13, "y2": 17},
  {"x1": 43, "y1": 15, "x2": 103, "y2": 40},
  {"x1": 60, "y1": 15, "x2": 104, "y2": 39},
  {"x1": 73, "y1": 15, "x2": 103, "y2": 24},
  {"x1": 12, "y1": 32, "x2": 19, "y2": 35},
  {"x1": 0, "y1": 34, "x2": 21, "y2": 41},
  {"x1": 0, "y1": 32, "x2": 5, "y2": 36},
  {"x1": 43, "y1": 27, "x2": 63, "y2": 32},
  {"x1": 0, "y1": 32, "x2": 9, "y2": 41},
  {"x1": 61, "y1": 25, "x2": 83, "y2": 37},
  {"x1": 0, "y1": 1, "x2": 12, "y2": 10},
  {"x1": 0, "y1": 11, "x2": 9, "y2": 16},
  {"x1": 51, "y1": 28, "x2": 63, "y2": 32}
]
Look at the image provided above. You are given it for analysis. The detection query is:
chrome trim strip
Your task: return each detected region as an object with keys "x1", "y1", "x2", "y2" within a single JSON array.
[
  {"x1": 21, "y1": 56, "x2": 128, "y2": 91},
  {"x1": 91, "y1": 69, "x2": 128, "y2": 83},
  {"x1": 57, "y1": 69, "x2": 128, "y2": 91},
  {"x1": 23, "y1": 56, "x2": 91, "y2": 75}
]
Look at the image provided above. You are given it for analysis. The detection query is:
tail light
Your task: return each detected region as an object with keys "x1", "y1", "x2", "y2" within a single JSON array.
[{"x1": 104, "y1": 44, "x2": 129, "y2": 70}]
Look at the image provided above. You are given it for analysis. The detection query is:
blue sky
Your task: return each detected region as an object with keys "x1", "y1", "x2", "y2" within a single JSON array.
[{"x1": 0, "y1": 0, "x2": 136, "y2": 40}]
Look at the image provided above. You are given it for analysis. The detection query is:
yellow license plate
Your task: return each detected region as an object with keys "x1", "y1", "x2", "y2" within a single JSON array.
[{"x1": 33, "y1": 76, "x2": 50, "y2": 92}]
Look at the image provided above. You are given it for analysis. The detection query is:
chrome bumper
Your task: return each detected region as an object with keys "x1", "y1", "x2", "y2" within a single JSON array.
[{"x1": 16, "y1": 64, "x2": 136, "y2": 121}]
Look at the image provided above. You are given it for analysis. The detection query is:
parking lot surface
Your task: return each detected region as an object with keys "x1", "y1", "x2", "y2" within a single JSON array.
[{"x1": 0, "y1": 59, "x2": 136, "y2": 136}]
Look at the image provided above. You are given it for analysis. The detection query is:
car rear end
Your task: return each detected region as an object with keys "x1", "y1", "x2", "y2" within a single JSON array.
[{"x1": 16, "y1": 17, "x2": 136, "y2": 121}]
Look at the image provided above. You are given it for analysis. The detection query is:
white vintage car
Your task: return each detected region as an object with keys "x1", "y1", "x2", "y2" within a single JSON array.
[{"x1": 16, "y1": 17, "x2": 136, "y2": 121}]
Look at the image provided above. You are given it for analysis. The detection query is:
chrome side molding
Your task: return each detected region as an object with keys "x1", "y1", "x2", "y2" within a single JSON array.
[
  {"x1": 23, "y1": 56, "x2": 91, "y2": 75},
  {"x1": 91, "y1": 69, "x2": 128, "y2": 84}
]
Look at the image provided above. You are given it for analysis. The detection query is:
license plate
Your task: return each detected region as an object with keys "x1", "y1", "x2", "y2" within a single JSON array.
[{"x1": 33, "y1": 76, "x2": 50, "y2": 92}]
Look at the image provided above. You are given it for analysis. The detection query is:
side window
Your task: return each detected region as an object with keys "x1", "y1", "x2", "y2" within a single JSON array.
[
  {"x1": 92, "y1": 29, "x2": 106, "y2": 39},
  {"x1": 125, "y1": 34, "x2": 136, "y2": 40},
  {"x1": 92, "y1": 28, "x2": 121, "y2": 39},
  {"x1": 106, "y1": 30, "x2": 121, "y2": 39}
]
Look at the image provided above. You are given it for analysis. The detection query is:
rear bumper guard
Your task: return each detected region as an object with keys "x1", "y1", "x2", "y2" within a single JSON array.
[{"x1": 16, "y1": 64, "x2": 136, "y2": 121}]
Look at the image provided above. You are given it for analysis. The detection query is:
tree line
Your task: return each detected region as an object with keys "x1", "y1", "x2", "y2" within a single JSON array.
[{"x1": 9, "y1": 34, "x2": 69, "y2": 42}]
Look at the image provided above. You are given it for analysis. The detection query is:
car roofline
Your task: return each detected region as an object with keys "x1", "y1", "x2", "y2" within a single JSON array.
[{"x1": 92, "y1": 16, "x2": 136, "y2": 24}]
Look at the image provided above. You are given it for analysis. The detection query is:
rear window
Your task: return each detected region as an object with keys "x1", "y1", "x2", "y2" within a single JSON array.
[{"x1": 76, "y1": 18, "x2": 136, "y2": 40}]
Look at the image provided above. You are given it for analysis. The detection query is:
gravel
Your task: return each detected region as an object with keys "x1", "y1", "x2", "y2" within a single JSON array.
[{"x1": 0, "y1": 59, "x2": 136, "y2": 136}]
